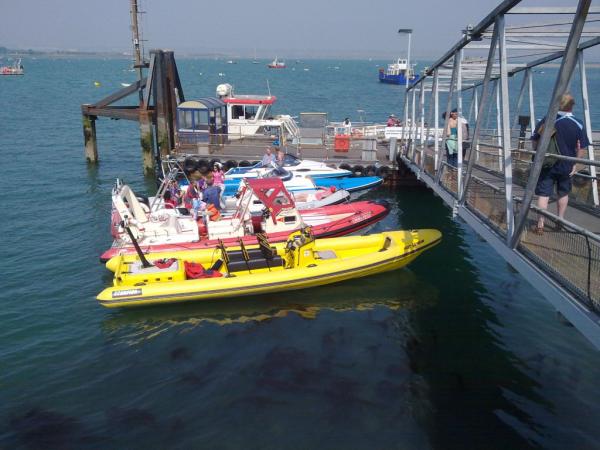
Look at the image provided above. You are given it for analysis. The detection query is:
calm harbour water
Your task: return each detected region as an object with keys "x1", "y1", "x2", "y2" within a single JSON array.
[{"x1": 1, "y1": 58, "x2": 599, "y2": 449}]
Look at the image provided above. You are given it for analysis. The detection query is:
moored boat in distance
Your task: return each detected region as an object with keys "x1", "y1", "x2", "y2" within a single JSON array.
[
  {"x1": 268, "y1": 56, "x2": 286, "y2": 69},
  {"x1": 1, "y1": 58, "x2": 24, "y2": 75},
  {"x1": 378, "y1": 58, "x2": 419, "y2": 85},
  {"x1": 97, "y1": 227, "x2": 442, "y2": 308}
]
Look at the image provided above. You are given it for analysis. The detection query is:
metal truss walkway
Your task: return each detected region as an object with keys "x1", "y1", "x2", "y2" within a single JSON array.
[{"x1": 396, "y1": 0, "x2": 600, "y2": 349}]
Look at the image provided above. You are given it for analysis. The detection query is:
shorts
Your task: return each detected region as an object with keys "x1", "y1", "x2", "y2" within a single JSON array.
[{"x1": 535, "y1": 169, "x2": 572, "y2": 197}]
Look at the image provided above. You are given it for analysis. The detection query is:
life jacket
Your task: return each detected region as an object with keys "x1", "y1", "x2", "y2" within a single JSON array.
[
  {"x1": 206, "y1": 204, "x2": 221, "y2": 221},
  {"x1": 165, "y1": 198, "x2": 178, "y2": 209},
  {"x1": 184, "y1": 261, "x2": 223, "y2": 279},
  {"x1": 153, "y1": 258, "x2": 177, "y2": 269}
]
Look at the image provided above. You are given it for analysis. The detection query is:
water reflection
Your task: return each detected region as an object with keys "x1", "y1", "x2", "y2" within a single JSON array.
[
  {"x1": 399, "y1": 188, "x2": 549, "y2": 449},
  {"x1": 102, "y1": 270, "x2": 439, "y2": 342}
]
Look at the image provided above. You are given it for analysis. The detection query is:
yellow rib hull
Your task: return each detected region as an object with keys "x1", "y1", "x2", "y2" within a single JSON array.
[{"x1": 97, "y1": 229, "x2": 441, "y2": 308}]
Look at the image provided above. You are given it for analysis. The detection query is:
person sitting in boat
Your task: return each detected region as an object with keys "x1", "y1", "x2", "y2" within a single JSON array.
[
  {"x1": 261, "y1": 147, "x2": 276, "y2": 167},
  {"x1": 163, "y1": 190, "x2": 179, "y2": 209},
  {"x1": 184, "y1": 180, "x2": 206, "y2": 219},
  {"x1": 168, "y1": 180, "x2": 182, "y2": 203},
  {"x1": 275, "y1": 148, "x2": 285, "y2": 167},
  {"x1": 203, "y1": 177, "x2": 222, "y2": 213}
]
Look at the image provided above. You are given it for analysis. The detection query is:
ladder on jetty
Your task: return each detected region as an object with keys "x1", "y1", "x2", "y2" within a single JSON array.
[{"x1": 397, "y1": 0, "x2": 600, "y2": 349}]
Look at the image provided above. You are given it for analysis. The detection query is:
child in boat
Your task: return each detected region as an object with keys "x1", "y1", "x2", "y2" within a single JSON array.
[
  {"x1": 212, "y1": 162, "x2": 225, "y2": 189},
  {"x1": 163, "y1": 190, "x2": 178, "y2": 209},
  {"x1": 168, "y1": 180, "x2": 182, "y2": 202},
  {"x1": 184, "y1": 180, "x2": 206, "y2": 220}
]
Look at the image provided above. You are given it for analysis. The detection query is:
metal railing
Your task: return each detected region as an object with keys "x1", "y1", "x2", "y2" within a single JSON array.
[{"x1": 398, "y1": 0, "x2": 600, "y2": 349}]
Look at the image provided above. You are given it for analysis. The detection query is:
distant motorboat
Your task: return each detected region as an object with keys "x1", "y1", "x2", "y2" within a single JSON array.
[
  {"x1": 226, "y1": 60, "x2": 236, "y2": 64},
  {"x1": 378, "y1": 58, "x2": 419, "y2": 85},
  {"x1": 1, "y1": 58, "x2": 24, "y2": 76},
  {"x1": 268, "y1": 57, "x2": 286, "y2": 69}
]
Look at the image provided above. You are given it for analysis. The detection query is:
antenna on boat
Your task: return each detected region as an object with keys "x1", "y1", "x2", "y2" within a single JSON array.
[{"x1": 266, "y1": 79, "x2": 272, "y2": 97}]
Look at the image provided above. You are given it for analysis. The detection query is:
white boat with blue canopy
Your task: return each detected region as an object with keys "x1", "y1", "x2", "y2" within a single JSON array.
[{"x1": 225, "y1": 154, "x2": 352, "y2": 180}]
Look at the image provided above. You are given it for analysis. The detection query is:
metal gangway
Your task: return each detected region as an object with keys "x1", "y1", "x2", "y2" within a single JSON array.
[{"x1": 397, "y1": 0, "x2": 600, "y2": 349}]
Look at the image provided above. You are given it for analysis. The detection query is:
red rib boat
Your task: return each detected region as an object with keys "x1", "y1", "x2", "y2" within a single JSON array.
[{"x1": 101, "y1": 178, "x2": 388, "y2": 262}]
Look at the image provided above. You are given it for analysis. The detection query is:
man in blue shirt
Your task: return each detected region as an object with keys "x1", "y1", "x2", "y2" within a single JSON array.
[
  {"x1": 531, "y1": 93, "x2": 589, "y2": 233},
  {"x1": 203, "y1": 177, "x2": 222, "y2": 211},
  {"x1": 261, "y1": 147, "x2": 276, "y2": 167}
]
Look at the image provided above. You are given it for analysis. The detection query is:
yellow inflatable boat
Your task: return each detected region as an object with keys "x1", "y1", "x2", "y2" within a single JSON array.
[{"x1": 97, "y1": 228, "x2": 442, "y2": 308}]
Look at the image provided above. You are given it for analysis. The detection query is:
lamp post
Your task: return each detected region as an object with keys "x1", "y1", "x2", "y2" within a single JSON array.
[{"x1": 398, "y1": 28, "x2": 413, "y2": 86}]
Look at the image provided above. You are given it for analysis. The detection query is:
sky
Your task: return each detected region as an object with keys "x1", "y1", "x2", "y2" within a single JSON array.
[{"x1": 0, "y1": 0, "x2": 590, "y2": 59}]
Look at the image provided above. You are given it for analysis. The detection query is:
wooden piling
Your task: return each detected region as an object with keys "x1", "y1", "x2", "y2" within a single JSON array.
[
  {"x1": 81, "y1": 49, "x2": 184, "y2": 173},
  {"x1": 139, "y1": 110, "x2": 155, "y2": 174},
  {"x1": 82, "y1": 112, "x2": 98, "y2": 163}
]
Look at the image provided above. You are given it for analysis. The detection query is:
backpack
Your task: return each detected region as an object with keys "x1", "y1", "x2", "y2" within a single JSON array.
[{"x1": 533, "y1": 122, "x2": 561, "y2": 170}]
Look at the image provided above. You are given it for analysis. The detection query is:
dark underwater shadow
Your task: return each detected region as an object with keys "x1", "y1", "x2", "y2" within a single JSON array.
[{"x1": 398, "y1": 186, "x2": 549, "y2": 450}]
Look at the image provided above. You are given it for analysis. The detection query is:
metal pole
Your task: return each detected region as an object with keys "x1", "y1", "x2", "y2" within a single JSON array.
[
  {"x1": 578, "y1": 50, "x2": 599, "y2": 206},
  {"x1": 510, "y1": 0, "x2": 592, "y2": 249},
  {"x1": 419, "y1": 80, "x2": 426, "y2": 146},
  {"x1": 435, "y1": 51, "x2": 459, "y2": 183},
  {"x1": 474, "y1": 87, "x2": 479, "y2": 122},
  {"x1": 129, "y1": 0, "x2": 144, "y2": 103},
  {"x1": 460, "y1": 22, "x2": 499, "y2": 204},
  {"x1": 456, "y1": 48, "x2": 464, "y2": 194},
  {"x1": 528, "y1": 70, "x2": 536, "y2": 134},
  {"x1": 512, "y1": 69, "x2": 530, "y2": 131},
  {"x1": 423, "y1": 72, "x2": 437, "y2": 172},
  {"x1": 434, "y1": 69, "x2": 440, "y2": 170},
  {"x1": 411, "y1": 88, "x2": 417, "y2": 158},
  {"x1": 407, "y1": 32, "x2": 412, "y2": 87},
  {"x1": 495, "y1": 80, "x2": 502, "y2": 169},
  {"x1": 474, "y1": 87, "x2": 480, "y2": 162},
  {"x1": 401, "y1": 88, "x2": 410, "y2": 156},
  {"x1": 419, "y1": 80, "x2": 426, "y2": 168},
  {"x1": 498, "y1": 14, "x2": 515, "y2": 240}
]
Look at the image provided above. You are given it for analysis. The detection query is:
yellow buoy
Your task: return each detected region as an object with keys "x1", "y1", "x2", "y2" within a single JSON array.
[{"x1": 94, "y1": 81, "x2": 101, "y2": 87}]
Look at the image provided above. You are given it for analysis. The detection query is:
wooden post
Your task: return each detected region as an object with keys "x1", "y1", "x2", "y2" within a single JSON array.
[
  {"x1": 82, "y1": 112, "x2": 98, "y2": 163},
  {"x1": 139, "y1": 110, "x2": 155, "y2": 174}
]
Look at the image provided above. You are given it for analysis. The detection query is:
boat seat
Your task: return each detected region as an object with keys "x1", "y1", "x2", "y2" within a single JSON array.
[
  {"x1": 176, "y1": 218, "x2": 197, "y2": 234},
  {"x1": 314, "y1": 250, "x2": 337, "y2": 260},
  {"x1": 128, "y1": 260, "x2": 179, "y2": 274},
  {"x1": 227, "y1": 255, "x2": 283, "y2": 272}
]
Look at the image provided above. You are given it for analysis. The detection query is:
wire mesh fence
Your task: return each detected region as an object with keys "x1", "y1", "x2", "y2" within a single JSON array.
[
  {"x1": 405, "y1": 135, "x2": 599, "y2": 311},
  {"x1": 517, "y1": 203, "x2": 600, "y2": 311}
]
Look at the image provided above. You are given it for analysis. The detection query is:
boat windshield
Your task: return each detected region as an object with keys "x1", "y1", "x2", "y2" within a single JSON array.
[
  {"x1": 264, "y1": 166, "x2": 292, "y2": 180},
  {"x1": 283, "y1": 154, "x2": 301, "y2": 166}
]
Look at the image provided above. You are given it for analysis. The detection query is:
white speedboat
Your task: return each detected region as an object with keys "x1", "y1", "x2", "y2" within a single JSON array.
[
  {"x1": 225, "y1": 154, "x2": 352, "y2": 181},
  {"x1": 102, "y1": 178, "x2": 389, "y2": 262}
]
